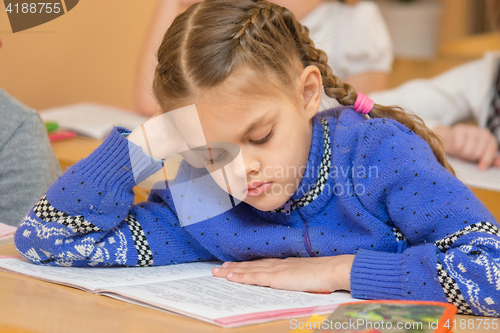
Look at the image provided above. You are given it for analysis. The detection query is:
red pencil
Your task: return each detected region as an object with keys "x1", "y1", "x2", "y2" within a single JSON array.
[{"x1": 48, "y1": 130, "x2": 77, "y2": 141}]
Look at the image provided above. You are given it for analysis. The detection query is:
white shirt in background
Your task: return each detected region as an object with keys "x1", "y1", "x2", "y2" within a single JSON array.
[{"x1": 369, "y1": 51, "x2": 500, "y2": 130}]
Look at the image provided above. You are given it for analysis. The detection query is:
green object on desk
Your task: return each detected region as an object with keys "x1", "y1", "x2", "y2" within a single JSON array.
[{"x1": 44, "y1": 121, "x2": 59, "y2": 133}]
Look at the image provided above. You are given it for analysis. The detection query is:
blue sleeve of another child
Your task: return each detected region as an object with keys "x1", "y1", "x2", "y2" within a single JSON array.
[{"x1": 14, "y1": 127, "x2": 216, "y2": 267}]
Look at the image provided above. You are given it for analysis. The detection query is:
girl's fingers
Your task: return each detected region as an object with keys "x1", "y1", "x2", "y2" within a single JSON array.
[
  {"x1": 219, "y1": 257, "x2": 328, "y2": 272},
  {"x1": 214, "y1": 263, "x2": 283, "y2": 275},
  {"x1": 212, "y1": 266, "x2": 276, "y2": 279},
  {"x1": 226, "y1": 271, "x2": 274, "y2": 287},
  {"x1": 212, "y1": 266, "x2": 234, "y2": 277},
  {"x1": 213, "y1": 256, "x2": 354, "y2": 292},
  {"x1": 213, "y1": 258, "x2": 303, "y2": 278},
  {"x1": 221, "y1": 258, "x2": 282, "y2": 268}
]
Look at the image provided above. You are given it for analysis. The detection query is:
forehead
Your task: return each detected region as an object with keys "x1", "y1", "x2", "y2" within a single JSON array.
[
  {"x1": 196, "y1": 92, "x2": 279, "y2": 141},
  {"x1": 194, "y1": 73, "x2": 283, "y2": 132},
  {"x1": 191, "y1": 65, "x2": 301, "y2": 143}
]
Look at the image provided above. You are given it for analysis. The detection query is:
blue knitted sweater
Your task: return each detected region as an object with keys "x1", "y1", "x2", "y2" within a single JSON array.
[{"x1": 14, "y1": 108, "x2": 500, "y2": 316}]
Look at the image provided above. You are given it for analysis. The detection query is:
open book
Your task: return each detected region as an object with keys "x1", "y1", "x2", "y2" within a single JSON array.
[
  {"x1": 40, "y1": 103, "x2": 148, "y2": 139},
  {"x1": 447, "y1": 156, "x2": 500, "y2": 192},
  {"x1": 0, "y1": 257, "x2": 362, "y2": 328},
  {"x1": 0, "y1": 223, "x2": 16, "y2": 247}
]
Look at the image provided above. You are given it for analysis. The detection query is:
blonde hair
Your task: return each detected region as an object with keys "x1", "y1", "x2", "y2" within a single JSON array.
[{"x1": 153, "y1": 0, "x2": 454, "y2": 174}]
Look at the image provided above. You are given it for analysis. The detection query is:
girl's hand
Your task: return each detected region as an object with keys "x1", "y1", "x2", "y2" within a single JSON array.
[
  {"x1": 127, "y1": 112, "x2": 185, "y2": 160},
  {"x1": 434, "y1": 124, "x2": 500, "y2": 170},
  {"x1": 127, "y1": 105, "x2": 206, "y2": 162},
  {"x1": 212, "y1": 255, "x2": 355, "y2": 293}
]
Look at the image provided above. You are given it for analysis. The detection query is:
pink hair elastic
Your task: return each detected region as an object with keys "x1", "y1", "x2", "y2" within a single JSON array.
[{"x1": 353, "y1": 93, "x2": 374, "y2": 115}]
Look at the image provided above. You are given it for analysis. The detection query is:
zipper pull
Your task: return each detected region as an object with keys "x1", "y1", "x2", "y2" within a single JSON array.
[{"x1": 284, "y1": 199, "x2": 291, "y2": 215}]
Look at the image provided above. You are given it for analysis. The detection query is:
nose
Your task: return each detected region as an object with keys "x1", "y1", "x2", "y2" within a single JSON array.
[
  {"x1": 230, "y1": 148, "x2": 260, "y2": 178},
  {"x1": 246, "y1": 159, "x2": 261, "y2": 176}
]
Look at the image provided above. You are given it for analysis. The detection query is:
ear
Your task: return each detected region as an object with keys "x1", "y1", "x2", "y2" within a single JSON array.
[{"x1": 298, "y1": 65, "x2": 322, "y2": 120}]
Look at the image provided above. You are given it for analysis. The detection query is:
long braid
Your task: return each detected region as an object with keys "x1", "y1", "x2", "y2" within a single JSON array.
[
  {"x1": 296, "y1": 25, "x2": 357, "y2": 106},
  {"x1": 291, "y1": 15, "x2": 455, "y2": 175},
  {"x1": 370, "y1": 107, "x2": 455, "y2": 175},
  {"x1": 230, "y1": 1, "x2": 300, "y2": 81}
]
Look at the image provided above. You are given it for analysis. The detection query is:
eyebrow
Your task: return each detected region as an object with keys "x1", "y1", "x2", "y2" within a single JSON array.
[
  {"x1": 187, "y1": 110, "x2": 273, "y2": 150},
  {"x1": 241, "y1": 112, "x2": 272, "y2": 138}
]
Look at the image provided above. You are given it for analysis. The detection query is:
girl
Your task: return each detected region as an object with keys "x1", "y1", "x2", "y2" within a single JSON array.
[{"x1": 15, "y1": 0, "x2": 500, "y2": 317}]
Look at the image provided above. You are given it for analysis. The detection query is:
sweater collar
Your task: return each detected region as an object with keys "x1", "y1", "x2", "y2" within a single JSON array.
[{"x1": 270, "y1": 116, "x2": 331, "y2": 213}]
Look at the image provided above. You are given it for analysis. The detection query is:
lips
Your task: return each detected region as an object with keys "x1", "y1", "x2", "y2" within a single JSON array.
[
  {"x1": 247, "y1": 181, "x2": 266, "y2": 190},
  {"x1": 246, "y1": 181, "x2": 272, "y2": 197}
]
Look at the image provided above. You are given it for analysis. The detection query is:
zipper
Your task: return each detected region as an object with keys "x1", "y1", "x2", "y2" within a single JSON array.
[{"x1": 302, "y1": 217, "x2": 316, "y2": 257}]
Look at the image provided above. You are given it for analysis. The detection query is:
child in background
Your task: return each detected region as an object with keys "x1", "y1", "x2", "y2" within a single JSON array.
[
  {"x1": 15, "y1": 0, "x2": 500, "y2": 317},
  {"x1": 0, "y1": 37, "x2": 61, "y2": 226},
  {"x1": 370, "y1": 0, "x2": 500, "y2": 171},
  {"x1": 134, "y1": 0, "x2": 393, "y2": 116}
]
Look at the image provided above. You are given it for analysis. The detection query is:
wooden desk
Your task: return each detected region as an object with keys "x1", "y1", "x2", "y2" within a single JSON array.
[
  {"x1": 439, "y1": 33, "x2": 500, "y2": 59},
  {"x1": 388, "y1": 32, "x2": 499, "y2": 90},
  {"x1": 50, "y1": 137, "x2": 102, "y2": 171},
  {"x1": 389, "y1": 56, "x2": 471, "y2": 89}
]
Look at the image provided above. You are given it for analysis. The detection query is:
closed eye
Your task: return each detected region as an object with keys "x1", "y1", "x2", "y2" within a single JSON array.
[{"x1": 250, "y1": 129, "x2": 274, "y2": 146}]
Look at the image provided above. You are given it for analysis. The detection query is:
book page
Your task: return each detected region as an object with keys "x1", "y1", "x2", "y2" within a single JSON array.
[
  {"x1": 448, "y1": 156, "x2": 500, "y2": 191},
  {"x1": 0, "y1": 223, "x2": 16, "y2": 248},
  {"x1": 0, "y1": 258, "x2": 221, "y2": 292},
  {"x1": 0, "y1": 236, "x2": 14, "y2": 248},
  {"x1": 40, "y1": 103, "x2": 148, "y2": 139},
  {"x1": 102, "y1": 276, "x2": 362, "y2": 326},
  {"x1": 0, "y1": 222, "x2": 16, "y2": 238}
]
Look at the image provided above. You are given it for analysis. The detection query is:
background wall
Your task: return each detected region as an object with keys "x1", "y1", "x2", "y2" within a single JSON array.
[
  {"x1": 439, "y1": 0, "x2": 472, "y2": 42},
  {"x1": 0, "y1": 0, "x2": 157, "y2": 111},
  {"x1": 0, "y1": 0, "x2": 487, "y2": 112}
]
